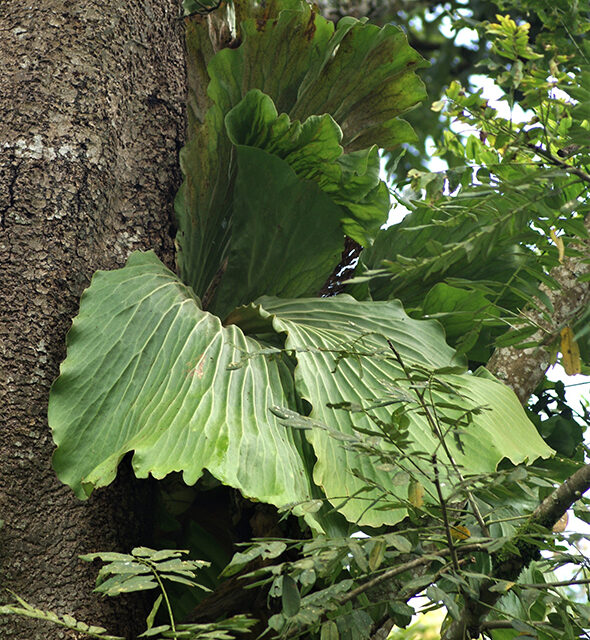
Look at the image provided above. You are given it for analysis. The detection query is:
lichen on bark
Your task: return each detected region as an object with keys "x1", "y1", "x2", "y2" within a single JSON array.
[{"x1": 0, "y1": 0, "x2": 185, "y2": 636}]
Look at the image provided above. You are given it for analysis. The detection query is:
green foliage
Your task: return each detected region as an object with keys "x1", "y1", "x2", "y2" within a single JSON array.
[
  {"x1": 39, "y1": 0, "x2": 590, "y2": 638},
  {"x1": 349, "y1": 3, "x2": 590, "y2": 369},
  {"x1": 207, "y1": 145, "x2": 345, "y2": 318},
  {"x1": 50, "y1": 251, "x2": 312, "y2": 510},
  {"x1": 175, "y1": 0, "x2": 427, "y2": 303},
  {"x1": 217, "y1": 445, "x2": 590, "y2": 638},
  {"x1": 48, "y1": 0, "x2": 552, "y2": 533},
  {"x1": 380, "y1": 0, "x2": 590, "y2": 179},
  {"x1": 239, "y1": 296, "x2": 551, "y2": 525},
  {"x1": 49, "y1": 249, "x2": 551, "y2": 528},
  {"x1": 241, "y1": 1, "x2": 590, "y2": 635},
  {"x1": 225, "y1": 89, "x2": 389, "y2": 246},
  {"x1": 348, "y1": 162, "x2": 576, "y2": 363},
  {"x1": 0, "y1": 593, "x2": 124, "y2": 640},
  {"x1": 1, "y1": 549, "x2": 255, "y2": 640},
  {"x1": 347, "y1": 172, "x2": 558, "y2": 361},
  {"x1": 182, "y1": 0, "x2": 222, "y2": 17},
  {"x1": 80, "y1": 547, "x2": 211, "y2": 597},
  {"x1": 528, "y1": 379, "x2": 585, "y2": 459}
]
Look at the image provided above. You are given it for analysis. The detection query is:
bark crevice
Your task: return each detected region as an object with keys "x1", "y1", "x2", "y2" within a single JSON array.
[{"x1": 0, "y1": 1, "x2": 185, "y2": 636}]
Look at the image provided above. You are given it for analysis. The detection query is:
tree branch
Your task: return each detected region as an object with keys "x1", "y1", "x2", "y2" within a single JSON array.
[
  {"x1": 441, "y1": 462, "x2": 590, "y2": 640},
  {"x1": 517, "y1": 578, "x2": 590, "y2": 589},
  {"x1": 527, "y1": 143, "x2": 590, "y2": 186},
  {"x1": 370, "y1": 618, "x2": 394, "y2": 640},
  {"x1": 532, "y1": 463, "x2": 590, "y2": 528},
  {"x1": 486, "y1": 214, "x2": 590, "y2": 404},
  {"x1": 338, "y1": 545, "x2": 486, "y2": 609}
]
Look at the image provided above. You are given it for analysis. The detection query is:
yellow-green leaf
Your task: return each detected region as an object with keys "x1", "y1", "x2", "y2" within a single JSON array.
[
  {"x1": 560, "y1": 327, "x2": 581, "y2": 375},
  {"x1": 550, "y1": 228, "x2": 565, "y2": 263},
  {"x1": 408, "y1": 480, "x2": 425, "y2": 507},
  {"x1": 369, "y1": 539, "x2": 387, "y2": 572}
]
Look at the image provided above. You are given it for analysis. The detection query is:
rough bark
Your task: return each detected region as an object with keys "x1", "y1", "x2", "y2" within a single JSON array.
[
  {"x1": 487, "y1": 214, "x2": 590, "y2": 404},
  {"x1": 0, "y1": 0, "x2": 185, "y2": 637}
]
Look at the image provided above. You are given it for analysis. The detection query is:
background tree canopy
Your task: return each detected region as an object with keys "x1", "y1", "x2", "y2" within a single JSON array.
[{"x1": 2, "y1": 0, "x2": 589, "y2": 639}]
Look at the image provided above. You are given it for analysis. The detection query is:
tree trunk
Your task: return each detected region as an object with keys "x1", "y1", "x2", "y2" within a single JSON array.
[
  {"x1": 0, "y1": 0, "x2": 185, "y2": 637},
  {"x1": 487, "y1": 214, "x2": 590, "y2": 404}
]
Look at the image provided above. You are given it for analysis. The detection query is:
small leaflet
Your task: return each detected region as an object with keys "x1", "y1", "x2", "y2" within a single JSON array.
[
  {"x1": 560, "y1": 327, "x2": 581, "y2": 375},
  {"x1": 550, "y1": 228, "x2": 565, "y2": 263},
  {"x1": 450, "y1": 525, "x2": 471, "y2": 541},
  {"x1": 407, "y1": 479, "x2": 424, "y2": 507}
]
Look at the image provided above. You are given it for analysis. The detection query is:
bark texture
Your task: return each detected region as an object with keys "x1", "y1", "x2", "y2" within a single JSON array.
[
  {"x1": 487, "y1": 215, "x2": 590, "y2": 404},
  {"x1": 0, "y1": 0, "x2": 185, "y2": 637}
]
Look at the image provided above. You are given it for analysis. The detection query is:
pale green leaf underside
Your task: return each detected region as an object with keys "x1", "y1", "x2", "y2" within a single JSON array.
[
  {"x1": 49, "y1": 254, "x2": 553, "y2": 528},
  {"x1": 49, "y1": 252, "x2": 311, "y2": 508},
  {"x1": 232, "y1": 296, "x2": 554, "y2": 526}
]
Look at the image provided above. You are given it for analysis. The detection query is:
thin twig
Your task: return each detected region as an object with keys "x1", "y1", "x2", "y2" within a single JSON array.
[
  {"x1": 400, "y1": 556, "x2": 471, "y2": 602},
  {"x1": 426, "y1": 382, "x2": 490, "y2": 537},
  {"x1": 527, "y1": 142, "x2": 590, "y2": 185},
  {"x1": 517, "y1": 578, "x2": 590, "y2": 589},
  {"x1": 334, "y1": 544, "x2": 487, "y2": 609},
  {"x1": 386, "y1": 340, "x2": 490, "y2": 536},
  {"x1": 432, "y1": 454, "x2": 460, "y2": 572}
]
